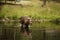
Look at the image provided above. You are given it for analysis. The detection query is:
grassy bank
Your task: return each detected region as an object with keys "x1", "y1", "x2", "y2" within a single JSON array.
[{"x1": 0, "y1": 1, "x2": 60, "y2": 20}]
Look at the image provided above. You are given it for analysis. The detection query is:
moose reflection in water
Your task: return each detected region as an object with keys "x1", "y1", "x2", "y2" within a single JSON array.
[
  {"x1": 20, "y1": 16, "x2": 32, "y2": 36},
  {"x1": 0, "y1": 17, "x2": 60, "y2": 40}
]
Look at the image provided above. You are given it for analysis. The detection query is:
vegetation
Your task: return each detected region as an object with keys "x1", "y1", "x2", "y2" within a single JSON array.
[
  {"x1": 0, "y1": 1, "x2": 60, "y2": 40},
  {"x1": 0, "y1": 1, "x2": 60, "y2": 20}
]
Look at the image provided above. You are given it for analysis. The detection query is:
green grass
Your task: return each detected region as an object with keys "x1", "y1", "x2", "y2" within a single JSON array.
[{"x1": 0, "y1": 1, "x2": 60, "y2": 20}]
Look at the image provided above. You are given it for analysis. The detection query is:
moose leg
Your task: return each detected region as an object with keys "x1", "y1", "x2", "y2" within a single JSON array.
[{"x1": 20, "y1": 24, "x2": 25, "y2": 33}]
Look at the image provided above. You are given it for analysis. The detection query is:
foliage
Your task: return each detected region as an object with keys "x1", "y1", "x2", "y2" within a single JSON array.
[{"x1": 0, "y1": 1, "x2": 60, "y2": 20}]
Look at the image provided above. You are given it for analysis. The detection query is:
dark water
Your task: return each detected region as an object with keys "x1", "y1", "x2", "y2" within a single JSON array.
[{"x1": 0, "y1": 21, "x2": 60, "y2": 40}]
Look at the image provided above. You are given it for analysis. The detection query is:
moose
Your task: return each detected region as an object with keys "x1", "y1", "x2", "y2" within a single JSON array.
[{"x1": 20, "y1": 16, "x2": 32, "y2": 36}]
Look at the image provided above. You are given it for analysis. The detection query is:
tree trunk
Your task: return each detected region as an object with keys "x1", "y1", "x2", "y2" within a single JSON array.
[
  {"x1": 5, "y1": 0, "x2": 7, "y2": 4},
  {"x1": 42, "y1": 0, "x2": 46, "y2": 7},
  {"x1": 15, "y1": 0, "x2": 16, "y2": 4}
]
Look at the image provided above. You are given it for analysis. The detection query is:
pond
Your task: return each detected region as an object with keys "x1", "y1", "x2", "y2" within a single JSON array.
[{"x1": 0, "y1": 21, "x2": 60, "y2": 40}]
